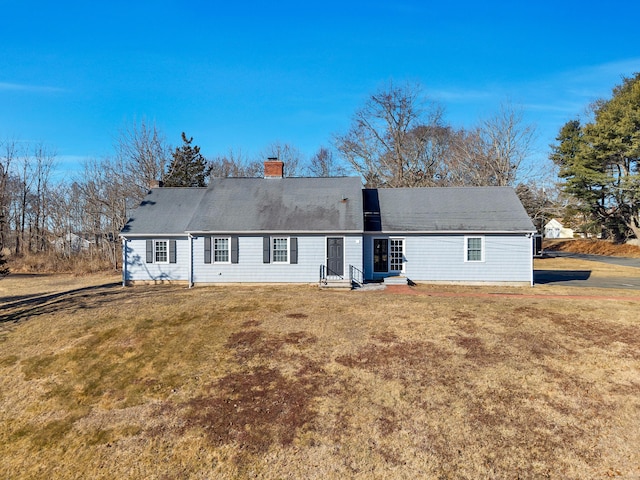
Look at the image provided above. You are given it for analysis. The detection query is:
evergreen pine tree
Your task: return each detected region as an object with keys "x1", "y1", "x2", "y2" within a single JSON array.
[
  {"x1": 550, "y1": 73, "x2": 640, "y2": 240},
  {"x1": 164, "y1": 133, "x2": 210, "y2": 187}
]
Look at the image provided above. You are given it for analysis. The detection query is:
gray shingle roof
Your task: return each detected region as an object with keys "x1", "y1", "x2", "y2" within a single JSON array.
[
  {"x1": 121, "y1": 181, "x2": 534, "y2": 237},
  {"x1": 185, "y1": 177, "x2": 364, "y2": 232},
  {"x1": 371, "y1": 186, "x2": 535, "y2": 232},
  {"x1": 121, "y1": 187, "x2": 207, "y2": 235}
]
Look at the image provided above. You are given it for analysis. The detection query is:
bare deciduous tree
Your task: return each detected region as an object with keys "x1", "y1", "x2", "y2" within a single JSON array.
[
  {"x1": 0, "y1": 139, "x2": 17, "y2": 253},
  {"x1": 451, "y1": 104, "x2": 536, "y2": 187},
  {"x1": 14, "y1": 143, "x2": 33, "y2": 255},
  {"x1": 334, "y1": 82, "x2": 447, "y2": 187},
  {"x1": 477, "y1": 103, "x2": 536, "y2": 186},
  {"x1": 209, "y1": 149, "x2": 262, "y2": 178},
  {"x1": 115, "y1": 118, "x2": 171, "y2": 198},
  {"x1": 31, "y1": 143, "x2": 56, "y2": 252},
  {"x1": 305, "y1": 147, "x2": 349, "y2": 177},
  {"x1": 335, "y1": 84, "x2": 536, "y2": 189},
  {"x1": 76, "y1": 157, "x2": 129, "y2": 269}
]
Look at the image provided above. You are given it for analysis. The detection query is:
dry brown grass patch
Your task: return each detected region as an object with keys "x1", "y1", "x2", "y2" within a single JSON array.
[
  {"x1": 545, "y1": 238, "x2": 640, "y2": 257},
  {"x1": 1, "y1": 271, "x2": 639, "y2": 478}
]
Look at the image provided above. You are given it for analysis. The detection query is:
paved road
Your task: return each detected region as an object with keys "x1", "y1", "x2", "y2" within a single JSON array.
[{"x1": 535, "y1": 251, "x2": 640, "y2": 290}]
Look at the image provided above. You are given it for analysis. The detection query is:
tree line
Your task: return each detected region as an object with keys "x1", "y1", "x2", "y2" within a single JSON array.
[
  {"x1": 0, "y1": 82, "x2": 543, "y2": 272},
  {"x1": 6, "y1": 75, "x2": 636, "y2": 273}
]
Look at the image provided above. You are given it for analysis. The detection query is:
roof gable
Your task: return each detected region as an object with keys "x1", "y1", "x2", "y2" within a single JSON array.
[{"x1": 544, "y1": 218, "x2": 563, "y2": 228}]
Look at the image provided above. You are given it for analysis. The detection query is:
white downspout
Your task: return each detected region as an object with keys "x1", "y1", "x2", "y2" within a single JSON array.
[
  {"x1": 121, "y1": 236, "x2": 127, "y2": 287},
  {"x1": 528, "y1": 233, "x2": 534, "y2": 287},
  {"x1": 188, "y1": 234, "x2": 194, "y2": 288}
]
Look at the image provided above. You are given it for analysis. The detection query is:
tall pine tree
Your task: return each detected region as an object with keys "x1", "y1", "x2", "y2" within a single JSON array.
[
  {"x1": 164, "y1": 133, "x2": 210, "y2": 187},
  {"x1": 550, "y1": 73, "x2": 640, "y2": 240}
]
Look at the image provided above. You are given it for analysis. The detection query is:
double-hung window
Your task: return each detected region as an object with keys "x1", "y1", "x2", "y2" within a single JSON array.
[
  {"x1": 465, "y1": 236, "x2": 484, "y2": 262},
  {"x1": 155, "y1": 240, "x2": 168, "y2": 263},
  {"x1": 263, "y1": 236, "x2": 297, "y2": 264},
  {"x1": 272, "y1": 237, "x2": 289, "y2": 263},
  {"x1": 214, "y1": 237, "x2": 230, "y2": 263},
  {"x1": 146, "y1": 239, "x2": 176, "y2": 264},
  {"x1": 205, "y1": 236, "x2": 238, "y2": 264}
]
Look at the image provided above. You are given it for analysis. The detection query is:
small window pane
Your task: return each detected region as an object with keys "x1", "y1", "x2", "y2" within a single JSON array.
[
  {"x1": 155, "y1": 241, "x2": 168, "y2": 263},
  {"x1": 214, "y1": 238, "x2": 229, "y2": 263},
  {"x1": 272, "y1": 238, "x2": 288, "y2": 263}
]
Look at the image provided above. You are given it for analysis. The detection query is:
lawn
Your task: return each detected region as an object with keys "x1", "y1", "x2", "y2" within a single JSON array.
[{"x1": 1, "y1": 264, "x2": 639, "y2": 479}]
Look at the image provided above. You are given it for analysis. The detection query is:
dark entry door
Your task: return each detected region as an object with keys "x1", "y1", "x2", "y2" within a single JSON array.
[
  {"x1": 373, "y1": 238, "x2": 388, "y2": 273},
  {"x1": 327, "y1": 237, "x2": 344, "y2": 276}
]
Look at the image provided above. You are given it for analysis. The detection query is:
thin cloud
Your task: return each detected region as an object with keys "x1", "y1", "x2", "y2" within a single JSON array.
[
  {"x1": 429, "y1": 88, "x2": 496, "y2": 103},
  {"x1": 0, "y1": 82, "x2": 65, "y2": 93},
  {"x1": 502, "y1": 58, "x2": 640, "y2": 117},
  {"x1": 541, "y1": 58, "x2": 639, "y2": 100},
  {"x1": 561, "y1": 58, "x2": 640, "y2": 86}
]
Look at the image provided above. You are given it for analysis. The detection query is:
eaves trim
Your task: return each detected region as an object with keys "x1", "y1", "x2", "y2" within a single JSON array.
[
  {"x1": 120, "y1": 233, "x2": 190, "y2": 238},
  {"x1": 186, "y1": 229, "x2": 364, "y2": 235},
  {"x1": 367, "y1": 229, "x2": 537, "y2": 235}
]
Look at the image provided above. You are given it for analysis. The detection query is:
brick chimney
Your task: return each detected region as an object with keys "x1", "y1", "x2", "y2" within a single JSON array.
[
  {"x1": 264, "y1": 158, "x2": 284, "y2": 178},
  {"x1": 149, "y1": 179, "x2": 163, "y2": 188}
]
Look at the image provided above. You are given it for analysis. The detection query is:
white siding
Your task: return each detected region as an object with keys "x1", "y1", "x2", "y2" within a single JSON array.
[
  {"x1": 364, "y1": 234, "x2": 532, "y2": 284},
  {"x1": 124, "y1": 237, "x2": 190, "y2": 282},
  {"x1": 192, "y1": 234, "x2": 363, "y2": 283}
]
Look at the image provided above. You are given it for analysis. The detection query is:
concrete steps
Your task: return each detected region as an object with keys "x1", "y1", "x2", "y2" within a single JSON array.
[
  {"x1": 319, "y1": 279, "x2": 353, "y2": 289},
  {"x1": 383, "y1": 275, "x2": 408, "y2": 285}
]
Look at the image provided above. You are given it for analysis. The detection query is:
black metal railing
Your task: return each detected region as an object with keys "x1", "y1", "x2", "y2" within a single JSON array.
[
  {"x1": 319, "y1": 264, "x2": 350, "y2": 285},
  {"x1": 319, "y1": 264, "x2": 327, "y2": 284},
  {"x1": 349, "y1": 264, "x2": 364, "y2": 287}
]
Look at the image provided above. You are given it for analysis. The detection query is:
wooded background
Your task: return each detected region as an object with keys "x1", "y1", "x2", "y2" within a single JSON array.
[{"x1": 2, "y1": 76, "x2": 638, "y2": 272}]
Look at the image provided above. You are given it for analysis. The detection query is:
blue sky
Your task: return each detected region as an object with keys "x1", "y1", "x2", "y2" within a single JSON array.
[{"x1": 1, "y1": 0, "x2": 639, "y2": 178}]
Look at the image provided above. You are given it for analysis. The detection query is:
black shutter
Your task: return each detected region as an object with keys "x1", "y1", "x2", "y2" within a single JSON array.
[
  {"x1": 263, "y1": 236, "x2": 270, "y2": 263},
  {"x1": 231, "y1": 236, "x2": 239, "y2": 264},
  {"x1": 169, "y1": 240, "x2": 177, "y2": 263},
  {"x1": 290, "y1": 237, "x2": 298, "y2": 264},
  {"x1": 146, "y1": 239, "x2": 153, "y2": 263},
  {"x1": 204, "y1": 237, "x2": 211, "y2": 264}
]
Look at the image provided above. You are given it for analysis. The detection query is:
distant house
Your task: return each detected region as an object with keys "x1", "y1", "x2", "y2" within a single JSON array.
[
  {"x1": 53, "y1": 232, "x2": 92, "y2": 254},
  {"x1": 544, "y1": 218, "x2": 574, "y2": 239},
  {"x1": 120, "y1": 160, "x2": 536, "y2": 287}
]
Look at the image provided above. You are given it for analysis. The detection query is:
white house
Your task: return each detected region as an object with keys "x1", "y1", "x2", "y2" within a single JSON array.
[
  {"x1": 53, "y1": 232, "x2": 92, "y2": 254},
  {"x1": 120, "y1": 160, "x2": 536, "y2": 287},
  {"x1": 544, "y1": 218, "x2": 574, "y2": 239}
]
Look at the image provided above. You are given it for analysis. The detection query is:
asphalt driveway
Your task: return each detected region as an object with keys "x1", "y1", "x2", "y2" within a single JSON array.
[{"x1": 535, "y1": 251, "x2": 640, "y2": 290}]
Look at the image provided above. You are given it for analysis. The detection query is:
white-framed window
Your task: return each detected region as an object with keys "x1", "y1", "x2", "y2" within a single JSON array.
[
  {"x1": 389, "y1": 238, "x2": 405, "y2": 272},
  {"x1": 465, "y1": 236, "x2": 484, "y2": 262},
  {"x1": 213, "y1": 237, "x2": 230, "y2": 263},
  {"x1": 272, "y1": 237, "x2": 289, "y2": 263},
  {"x1": 155, "y1": 240, "x2": 168, "y2": 263}
]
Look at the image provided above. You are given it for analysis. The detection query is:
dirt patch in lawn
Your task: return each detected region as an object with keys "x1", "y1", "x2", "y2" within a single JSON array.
[{"x1": 180, "y1": 328, "x2": 324, "y2": 459}]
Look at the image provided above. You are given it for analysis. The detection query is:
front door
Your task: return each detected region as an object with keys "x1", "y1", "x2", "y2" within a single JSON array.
[
  {"x1": 373, "y1": 238, "x2": 388, "y2": 273},
  {"x1": 327, "y1": 237, "x2": 344, "y2": 277}
]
